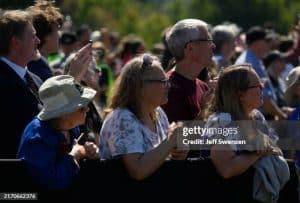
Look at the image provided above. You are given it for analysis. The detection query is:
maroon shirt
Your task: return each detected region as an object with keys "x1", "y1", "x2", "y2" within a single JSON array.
[{"x1": 162, "y1": 70, "x2": 208, "y2": 122}]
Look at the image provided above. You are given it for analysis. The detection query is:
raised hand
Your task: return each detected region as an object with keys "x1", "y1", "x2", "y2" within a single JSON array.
[{"x1": 68, "y1": 43, "x2": 93, "y2": 82}]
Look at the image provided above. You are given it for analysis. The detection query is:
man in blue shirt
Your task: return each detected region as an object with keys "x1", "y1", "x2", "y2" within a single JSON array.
[{"x1": 235, "y1": 26, "x2": 287, "y2": 120}]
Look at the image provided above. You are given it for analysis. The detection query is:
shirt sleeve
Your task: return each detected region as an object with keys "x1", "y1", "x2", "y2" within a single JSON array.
[
  {"x1": 252, "y1": 109, "x2": 279, "y2": 141},
  {"x1": 204, "y1": 113, "x2": 239, "y2": 151},
  {"x1": 104, "y1": 110, "x2": 146, "y2": 157},
  {"x1": 157, "y1": 107, "x2": 169, "y2": 134},
  {"x1": 18, "y1": 138, "x2": 79, "y2": 190}
]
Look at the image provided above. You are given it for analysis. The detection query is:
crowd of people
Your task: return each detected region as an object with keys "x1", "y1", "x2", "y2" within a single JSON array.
[{"x1": 1, "y1": 0, "x2": 300, "y2": 202}]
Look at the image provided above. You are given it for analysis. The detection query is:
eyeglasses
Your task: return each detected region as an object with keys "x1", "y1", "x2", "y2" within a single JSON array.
[
  {"x1": 185, "y1": 38, "x2": 214, "y2": 47},
  {"x1": 247, "y1": 81, "x2": 265, "y2": 89},
  {"x1": 247, "y1": 84, "x2": 263, "y2": 89},
  {"x1": 247, "y1": 78, "x2": 267, "y2": 89},
  {"x1": 144, "y1": 78, "x2": 170, "y2": 88}
]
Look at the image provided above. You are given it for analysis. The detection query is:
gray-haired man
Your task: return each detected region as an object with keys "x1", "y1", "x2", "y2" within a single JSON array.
[{"x1": 162, "y1": 19, "x2": 215, "y2": 123}]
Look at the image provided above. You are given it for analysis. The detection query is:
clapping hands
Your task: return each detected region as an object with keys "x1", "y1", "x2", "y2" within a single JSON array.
[{"x1": 168, "y1": 122, "x2": 189, "y2": 160}]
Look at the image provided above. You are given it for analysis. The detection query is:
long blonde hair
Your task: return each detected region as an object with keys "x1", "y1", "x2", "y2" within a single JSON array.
[
  {"x1": 105, "y1": 54, "x2": 160, "y2": 120},
  {"x1": 206, "y1": 64, "x2": 257, "y2": 120}
]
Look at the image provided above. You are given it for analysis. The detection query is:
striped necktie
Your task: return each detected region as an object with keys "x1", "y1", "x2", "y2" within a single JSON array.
[
  {"x1": 24, "y1": 72, "x2": 42, "y2": 106},
  {"x1": 24, "y1": 72, "x2": 39, "y2": 95}
]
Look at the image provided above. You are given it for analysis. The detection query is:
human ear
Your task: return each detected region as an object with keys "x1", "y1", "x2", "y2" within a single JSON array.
[
  {"x1": 238, "y1": 91, "x2": 245, "y2": 102},
  {"x1": 10, "y1": 36, "x2": 21, "y2": 50}
]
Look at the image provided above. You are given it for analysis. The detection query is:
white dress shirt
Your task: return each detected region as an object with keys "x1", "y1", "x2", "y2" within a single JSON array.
[{"x1": 0, "y1": 56, "x2": 27, "y2": 81}]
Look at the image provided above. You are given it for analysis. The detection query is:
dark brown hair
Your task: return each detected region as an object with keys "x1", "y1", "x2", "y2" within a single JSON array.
[{"x1": 27, "y1": 0, "x2": 63, "y2": 49}]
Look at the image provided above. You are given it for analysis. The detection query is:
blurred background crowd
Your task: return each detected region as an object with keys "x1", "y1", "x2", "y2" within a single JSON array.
[{"x1": 1, "y1": 1, "x2": 300, "y2": 201}]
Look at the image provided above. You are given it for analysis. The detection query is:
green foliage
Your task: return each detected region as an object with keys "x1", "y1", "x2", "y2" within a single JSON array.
[
  {"x1": 10, "y1": 0, "x2": 300, "y2": 49},
  {"x1": 56, "y1": 0, "x2": 172, "y2": 49},
  {"x1": 137, "y1": 13, "x2": 171, "y2": 48}
]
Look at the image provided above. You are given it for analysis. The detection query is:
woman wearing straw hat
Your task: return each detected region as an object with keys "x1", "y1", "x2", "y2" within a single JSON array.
[{"x1": 17, "y1": 75, "x2": 98, "y2": 190}]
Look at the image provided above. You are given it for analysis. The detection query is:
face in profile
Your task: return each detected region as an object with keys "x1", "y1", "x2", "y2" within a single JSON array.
[
  {"x1": 60, "y1": 106, "x2": 90, "y2": 129},
  {"x1": 257, "y1": 38, "x2": 271, "y2": 58},
  {"x1": 239, "y1": 71, "x2": 264, "y2": 113},
  {"x1": 44, "y1": 24, "x2": 60, "y2": 54},
  {"x1": 188, "y1": 28, "x2": 215, "y2": 68},
  {"x1": 142, "y1": 61, "x2": 169, "y2": 107},
  {"x1": 19, "y1": 23, "x2": 40, "y2": 64},
  {"x1": 224, "y1": 36, "x2": 236, "y2": 60}
]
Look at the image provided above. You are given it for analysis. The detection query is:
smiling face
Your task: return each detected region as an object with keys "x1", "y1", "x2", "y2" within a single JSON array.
[{"x1": 239, "y1": 71, "x2": 264, "y2": 114}]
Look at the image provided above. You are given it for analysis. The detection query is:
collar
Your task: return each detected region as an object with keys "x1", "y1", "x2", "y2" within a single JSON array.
[
  {"x1": 247, "y1": 49, "x2": 260, "y2": 62},
  {"x1": 214, "y1": 55, "x2": 224, "y2": 61},
  {"x1": 0, "y1": 56, "x2": 27, "y2": 80},
  {"x1": 40, "y1": 55, "x2": 48, "y2": 65}
]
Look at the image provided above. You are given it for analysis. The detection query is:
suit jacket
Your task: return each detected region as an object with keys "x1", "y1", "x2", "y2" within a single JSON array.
[
  {"x1": 0, "y1": 59, "x2": 42, "y2": 158},
  {"x1": 28, "y1": 58, "x2": 52, "y2": 82}
]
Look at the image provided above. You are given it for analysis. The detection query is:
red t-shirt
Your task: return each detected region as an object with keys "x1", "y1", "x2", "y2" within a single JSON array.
[{"x1": 161, "y1": 70, "x2": 208, "y2": 122}]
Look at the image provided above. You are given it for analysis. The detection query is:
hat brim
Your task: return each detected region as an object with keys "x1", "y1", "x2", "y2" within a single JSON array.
[{"x1": 37, "y1": 87, "x2": 96, "y2": 121}]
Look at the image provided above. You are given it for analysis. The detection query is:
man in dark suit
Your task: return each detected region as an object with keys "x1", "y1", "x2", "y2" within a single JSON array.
[{"x1": 0, "y1": 10, "x2": 41, "y2": 158}]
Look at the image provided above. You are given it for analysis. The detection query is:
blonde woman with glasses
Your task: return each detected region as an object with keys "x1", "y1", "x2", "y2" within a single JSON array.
[
  {"x1": 204, "y1": 64, "x2": 292, "y2": 202},
  {"x1": 100, "y1": 54, "x2": 188, "y2": 180}
]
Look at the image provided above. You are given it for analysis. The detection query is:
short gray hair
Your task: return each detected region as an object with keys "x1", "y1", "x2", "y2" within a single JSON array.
[
  {"x1": 212, "y1": 25, "x2": 236, "y2": 54},
  {"x1": 166, "y1": 19, "x2": 208, "y2": 61}
]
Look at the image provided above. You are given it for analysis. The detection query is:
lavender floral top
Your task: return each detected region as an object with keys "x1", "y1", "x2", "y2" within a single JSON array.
[
  {"x1": 99, "y1": 107, "x2": 169, "y2": 160},
  {"x1": 204, "y1": 109, "x2": 278, "y2": 152}
]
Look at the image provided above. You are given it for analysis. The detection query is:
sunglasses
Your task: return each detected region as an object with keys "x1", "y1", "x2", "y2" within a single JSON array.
[
  {"x1": 246, "y1": 79, "x2": 266, "y2": 89},
  {"x1": 144, "y1": 78, "x2": 170, "y2": 88},
  {"x1": 247, "y1": 84, "x2": 263, "y2": 89}
]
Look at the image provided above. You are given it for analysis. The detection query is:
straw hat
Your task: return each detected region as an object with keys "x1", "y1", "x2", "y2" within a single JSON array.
[{"x1": 37, "y1": 75, "x2": 96, "y2": 120}]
